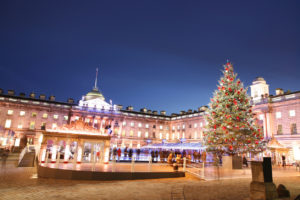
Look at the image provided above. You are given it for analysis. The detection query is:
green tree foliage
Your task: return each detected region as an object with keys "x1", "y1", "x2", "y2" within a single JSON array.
[{"x1": 204, "y1": 62, "x2": 265, "y2": 155}]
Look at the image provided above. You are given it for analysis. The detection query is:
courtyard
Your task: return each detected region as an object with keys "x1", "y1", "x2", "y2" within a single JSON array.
[{"x1": 1, "y1": 161, "x2": 300, "y2": 200}]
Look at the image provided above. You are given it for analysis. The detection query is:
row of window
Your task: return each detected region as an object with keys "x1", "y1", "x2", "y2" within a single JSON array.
[
  {"x1": 4, "y1": 119, "x2": 58, "y2": 130},
  {"x1": 277, "y1": 123, "x2": 297, "y2": 135},
  {"x1": 117, "y1": 130, "x2": 202, "y2": 140},
  {"x1": 7, "y1": 110, "x2": 68, "y2": 120},
  {"x1": 275, "y1": 110, "x2": 296, "y2": 119},
  {"x1": 121, "y1": 121, "x2": 205, "y2": 130}
]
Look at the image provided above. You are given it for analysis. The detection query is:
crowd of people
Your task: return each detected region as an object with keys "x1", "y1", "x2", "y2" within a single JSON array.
[{"x1": 110, "y1": 147, "x2": 208, "y2": 164}]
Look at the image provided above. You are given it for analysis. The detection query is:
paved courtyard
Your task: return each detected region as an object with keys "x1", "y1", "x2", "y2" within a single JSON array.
[{"x1": 1, "y1": 161, "x2": 300, "y2": 200}]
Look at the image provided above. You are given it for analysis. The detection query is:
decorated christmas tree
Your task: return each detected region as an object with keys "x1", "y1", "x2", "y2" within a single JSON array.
[{"x1": 204, "y1": 61, "x2": 265, "y2": 155}]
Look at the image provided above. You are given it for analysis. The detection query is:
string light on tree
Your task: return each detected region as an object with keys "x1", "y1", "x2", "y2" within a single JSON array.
[{"x1": 204, "y1": 61, "x2": 266, "y2": 155}]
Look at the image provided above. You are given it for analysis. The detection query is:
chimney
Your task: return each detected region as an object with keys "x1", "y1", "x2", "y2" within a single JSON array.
[
  {"x1": 126, "y1": 106, "x2": 133, "y2": 111},
  {"x1": 29, "y1": 92, "x2": 35, "y2": 98},
  {"x1": 171, "y1": 113, "x2": 177, "y2": 117},
  {"x1": 140, "y1": 108, "x2": 147, "y2": 113},
  {"x1": 67, "y1": 98, "x2": 74, "y2": 104},
  {"x1": 152, "y1": 110, "x2": 158, "y2": 115},
  {"x1": 180, "y1": 111, "x2": 185, "y2": 115},
  {"x1": 39, "y1": 94, "x2": 46, "y2": 100},
  {"x1": 0, "y1": 88, "x2": 3, "y2": 94},
  {"x1": 19, "y1": 92, "x2": 26, "y2": 97},
  {"x1": 275, "y1": 88, "x2": 284, "y2": 96},
  {"x1": 49, "y1": 95, "x2": 55, "y2": 101},
  {"x1": 7, "y1": 90, "x2": 15, "y2": 96},
  {"x1": 147, "y1": 110, "x2": 152, "y2": 114},
  {"x1": 160, "y1": 110, "x2": 166, "y2": 115},
  {"x1": 117, "y1": 105, "x2": 123, "y2": 110},
  {"x1": 187, "y1": 109, "x2": 193, "y2": 114}
]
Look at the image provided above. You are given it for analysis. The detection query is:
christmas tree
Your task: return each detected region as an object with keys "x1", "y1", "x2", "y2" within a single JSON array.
[{"x1": 204, "y1": 61, "x2": 265, "y2": 155}]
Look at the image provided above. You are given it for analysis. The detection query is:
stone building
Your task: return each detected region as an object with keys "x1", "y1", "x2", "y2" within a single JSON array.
[{"x1": 0, "y1": 76, "x2": 299, "y2": 163}]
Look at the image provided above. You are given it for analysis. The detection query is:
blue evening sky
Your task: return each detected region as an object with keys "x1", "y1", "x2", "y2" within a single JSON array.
[{"x1": 0, "y1": 0, "x2": 299, "y2": 114}]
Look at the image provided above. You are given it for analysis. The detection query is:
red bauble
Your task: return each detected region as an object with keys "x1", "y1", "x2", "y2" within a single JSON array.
[
  {"x1": 255, "y1": 140, "x2": 259, "y2": 144},
  {"x1": 229, "y1": 88, "x2": 232, "y2": 92},
  {"x1": 236, "y1": 116, "x2": 240, "y2": 120},
  {"x1": 214, "y1": 125, "x2": 217, "y2": 129},
  {"x1": 225, "y1": 93, "x2": 228, "y2": 96},
  {"x1": 222, "y1": 126, "x2": 226, "y2": 130},
  {"x1": 229, "y1": 145, "x2": 233, "y2": 150},
  {"x1": 225, "y1": 67, "x2": 229, "y2": 71}
]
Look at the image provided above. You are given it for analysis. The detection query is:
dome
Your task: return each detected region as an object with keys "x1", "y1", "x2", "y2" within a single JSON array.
[
  {"x1": 84, "y1": 88, "x2": 105, "y2": 101},
  {"x1": 254, "y1": 77, "x2": 265, "y2": 82}
]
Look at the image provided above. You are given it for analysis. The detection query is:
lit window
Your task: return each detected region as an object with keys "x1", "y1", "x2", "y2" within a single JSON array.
[
  {"x1": 194, "y1": 123, "x2": 198, "y2": 128},
  {"x1": 145, "y1": 124, "x2": 149, "y2": 128},
  {"x1": 159, "y1": 125, "x2": 163, "y2": 130},
  {"x1": 182, "y1": 124, "x2": 185, "y2": 129},
  {"x1": 276, "y1": 112, "x2": 281, "y2": 119},
  {"x1": 122, "y1": 121, "x2": 126, "y2": 126},
  {"x1": 5, "y1": 119, "x2": 12, "y2": 128},
  {"x1": 17, "y1": 124, "x2": 23, "y2": 129},
  {"x1": 130, "y1": 122, "x2": 134, "y2": 127},
  {"x1": 94, "y1": 119, "x2": 97, "y2": 124},
  {"x1": 85, "y1": 118, "x2": 90, "y2": 123},
  {"x1": 75, "y1": 116, "x2": 79, "y2": 120},
  {"x1": 52, "y1": 123, "x2": 57, "y2": 129},
  {"x1": 172, "y1": 133, "x2": 175, "y2": 140},
  {"x1": 129, "y1": 130, "x2": 134, "y2": 136},
  {"x1": 20, "y1": 111, "x2": 25, "y2": 116},
  {"x1": 200, "y1": 122, "x2": 203, "y2": 127},
  {"x1": 194, "y1": 132, "x2": 197, "y2": 139},
  {"x1": 7, "y1": 110, "x2": 13, "y2": 115},
  {"x1": 41, "y1": 122, "x2": 46, "y2": 129},
  {"x1": 145, "y1": 132, "x2": 149, "y2": 138},
  {"x1": 138, "y1": 123, "x2": 142, "y2": 127},
  {"x1": 289, "y1": 110, "x2": 296, "y2": 117},
  {"x1": 166, "y1": 133, "x2": 169, "y2": 140},
  {"x1": 177, "y1": 125, "x2": 180, "y2": 130},
  {"x1": 172, "y1": 126, "x2": 175, "y2": 130},
  {"x1": 259, "y1": 114, "x2": 264, "y2": 120},
  {"x1": 291, "y1": 123, "x2": 297, "y2": 134},
  {"x1": 42, "y1": 113, "x2": 48, "y2": 119},
  {"x1": 182, "y1": 132, "x2": 185, "y2": 139},
  {"x1": 122, "y1": 130, "x2": 126, "y2": 136},
  {"x1": 29, "y1": 122, "x2": 35, "y2": 130},
  {"x1": 177, "y1": 133, "x2": 180, "y2": 139},
  {"x1": 64, "y1": 116, "x2": 68, "y2": 121},
  {"x1": 32, "y1": 112, "x2": 37, "y2": 117},
  {"x1": 53, "y1": 115, "x2": 59, "y2": 119},
  {"x1": 138, "y1": 131, "x2": 141, "y2": 137},
  {"x1": 159, "y1": 133, "x2": 162, "y2": 139}
]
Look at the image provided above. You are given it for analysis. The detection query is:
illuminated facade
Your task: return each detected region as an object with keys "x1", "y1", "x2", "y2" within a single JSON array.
[{"x1": 0, "y1": 76, "x2": 299, "y2": 162}]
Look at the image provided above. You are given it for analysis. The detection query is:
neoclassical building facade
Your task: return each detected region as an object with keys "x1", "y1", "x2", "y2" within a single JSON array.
[{"x1": 0, "y1": 76, "x2": 299, "y2": 162}]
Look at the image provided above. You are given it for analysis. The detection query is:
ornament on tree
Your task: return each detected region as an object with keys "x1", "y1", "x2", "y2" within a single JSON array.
[{"x1": 204, "y1": 61, "x2": 265, "y2": 155}]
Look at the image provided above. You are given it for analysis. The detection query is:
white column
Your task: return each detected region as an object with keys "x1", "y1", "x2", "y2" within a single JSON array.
[
  {"x1": 51, "y1": 145, "x2": 57, "y2": 163},
  {"x1": 77, "y1": 146, "x2": 83, "y2": 164},
  {"x1": 104, "y1": 141, "x2": 110, "y2": 164},
  {"x1": 263, "y1": 113, "x2": 267, "y2": 139},
  {"x1": 40, "y1": 147, "x2": 47, "y2": 163},
  {"x1": 64, "y1": 141, "x2": 70, "y2": 163},
  {"x1": 266, "y1": 112, "x2": 271, "y2": 138}
]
